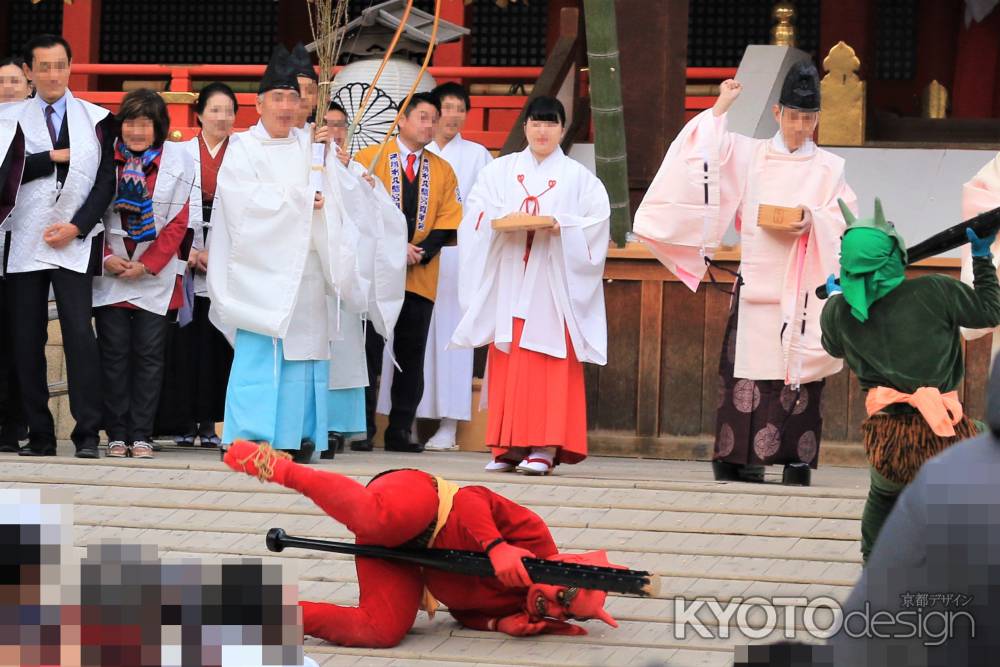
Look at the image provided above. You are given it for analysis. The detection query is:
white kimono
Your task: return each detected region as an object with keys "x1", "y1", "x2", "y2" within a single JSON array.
[
  {"x1": 0, "y1": 90, "x2": 109, "y2": 274},
  {"x1": 328, "y1": 160, "x2": 408, "y2": 391},
  {"x1": 92, "y1": 141, "x2": 195, "y2": 315},
  {"x1": 183, "y1": 134, "x2": 235, "y2": 297},
  {"x1": 208, "y1": 122, "x2": 371, "y2": 360},
  {"x1": 634, "y1": 109, "x2": 856, "y2": 386},
  {"x1": 451, "y1": 147, "x2": 610, "y2": 366},
  {"x1": 959, "y1": 151, "x2": 1000, "y2": 357},
  {"x1": 0, "y1": 120, "x2": 23, "y2": 246},
  {"x1": 376, "y1": 134, "x2": 493, "y2": 420}
]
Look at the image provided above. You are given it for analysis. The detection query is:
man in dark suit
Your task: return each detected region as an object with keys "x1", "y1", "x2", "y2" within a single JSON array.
[{"x1": 0, "y1": 34, "x2": 116, "y2": 458}]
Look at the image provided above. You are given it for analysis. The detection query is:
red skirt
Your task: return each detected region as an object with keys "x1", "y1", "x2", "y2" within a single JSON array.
[{"x1": 486, "y1": 318, "x2": 587, "y2": 465}]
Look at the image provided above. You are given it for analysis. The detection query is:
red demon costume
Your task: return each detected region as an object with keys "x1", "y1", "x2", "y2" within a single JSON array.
[{"x1": 223, "y1": 441, "x2": 619, "y2": 648}]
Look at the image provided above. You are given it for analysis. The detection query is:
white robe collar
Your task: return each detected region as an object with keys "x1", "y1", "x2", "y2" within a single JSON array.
[{"x1": 770, "y1": 130, "x2": 816, "y2": 156}]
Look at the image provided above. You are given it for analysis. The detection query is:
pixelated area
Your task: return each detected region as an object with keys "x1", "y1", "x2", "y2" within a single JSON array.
[{"x1": 1, "y1": 488, "x2": 307, "y2": 667}]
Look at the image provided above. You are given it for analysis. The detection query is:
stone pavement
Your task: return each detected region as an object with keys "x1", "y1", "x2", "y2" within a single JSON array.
[{"x1": 0, "y1": 443, "x2": 870, "y2": 666}]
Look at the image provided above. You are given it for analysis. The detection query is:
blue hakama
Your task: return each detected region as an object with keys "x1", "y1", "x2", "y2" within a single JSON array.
[{"x1": 223, "y1": 329, "x2": 329, "y2": 451}]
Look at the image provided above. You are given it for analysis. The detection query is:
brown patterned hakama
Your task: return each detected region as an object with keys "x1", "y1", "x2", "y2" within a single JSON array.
[{"x1": 713, "y1": 293, "x2": 826, "y2": 469}]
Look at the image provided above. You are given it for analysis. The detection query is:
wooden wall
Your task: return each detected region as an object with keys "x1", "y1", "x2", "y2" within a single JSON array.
[{"x1": 587, "y1": 246, "x2": 993, "y2": 460}]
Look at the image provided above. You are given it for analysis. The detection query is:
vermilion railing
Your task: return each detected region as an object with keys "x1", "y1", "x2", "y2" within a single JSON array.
[{"x1": 68, "y1": 63, "x2": 737, "y2": 149}]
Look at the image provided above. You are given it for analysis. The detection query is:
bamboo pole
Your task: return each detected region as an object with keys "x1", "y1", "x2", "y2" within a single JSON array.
[{"x1": 582, "y1": 0, "x2": 630, "y2": 247}]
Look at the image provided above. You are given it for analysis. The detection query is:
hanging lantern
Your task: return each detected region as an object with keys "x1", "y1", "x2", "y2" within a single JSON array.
[{"x1": 331, "y1": 57, "x2": 436, "y2": 154}]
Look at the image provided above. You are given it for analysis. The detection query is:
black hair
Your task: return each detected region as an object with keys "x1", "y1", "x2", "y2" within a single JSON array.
[
  {"x1": 524, "y1": 96, "x2": 566, "y2": 127},
  {"x1": 326, "y1": 101, "x2": 347, "y2": 117},
  {"x1": 0, "y1": 56, "x2": 26, "y2": 71},
  {"x1": 403, "y1": 91, "x2": 441, "y2": 117},
  {"x1": 22, "y1": 34, "x2": 72, "y2": 66},
  {"x1": 195, "y1": 82, "x2": 238, "y2": 126},
  {"x1": 432, "y1": 82, "x2": 470, "y2": 111},
  {"x1": 116, "y1": 89, "x2": 170, "y2": 147}
]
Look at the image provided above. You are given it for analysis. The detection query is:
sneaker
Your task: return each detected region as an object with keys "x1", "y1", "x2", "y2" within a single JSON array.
[
  {"x1": 107, "y1": 441, "x2": 129, "y2": 458},
  {"x1": 485, "y1": 460, "x2": 515, "y2": 472},
  {"x1": 131, "y1": 441, "x2": 154, "y2": 459}
]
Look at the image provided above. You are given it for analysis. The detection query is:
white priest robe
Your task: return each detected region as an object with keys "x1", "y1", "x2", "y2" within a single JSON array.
[
  {"x1": 376, "y1": 134, "x2": 493, "y2": 420},
  {"x1": 328, "y1": 160, "x2": 407, "y2": 394},
  {"x1": 633, "y1": 109, "x2": 856, "y2": 386},
  {"x1": 451, "y1": 147, "x2": 610, "y2": 366},
  {"x1": 959, "y1": 151, "x2": 1000, "y2": 359},
  {"x1": 209, "y1": 122, "x2": 374, "y2": 450},
  {"x1": 208, "y1": 122, "x2": 371, "y2": 358}
]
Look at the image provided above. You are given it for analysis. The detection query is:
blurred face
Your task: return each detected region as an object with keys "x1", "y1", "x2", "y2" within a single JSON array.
[
  {"x1": 121, "y1": 116, "x2": 155, "y2": 152},
  {"x1": 773, "y1": 104, "x2": 818, "y2": 153},
  {"x1": 24, "y1": 44, "x2": 70, "y2": 104},
  {"x1": 397, "y1": 101, "x2": 437, "y2": 149},
  {"x1": 437, "y1": 94, "x2": 467, "y2": 142},
  {"x1": 256, "y1": 88, "x2": 301, "y2": 138},
  {"x1": 297, "y1": 75, "x2": 318, "y2": 126},
  {"x1": 198, "y1": 92, "x2": 236, "y2": 142},
  {"x1": 524, "y1": 118, "x2": 563, "y2": 159},
  {"x1": 0, "y1": 64, "x2": 30, "y2": 103},
  {"x1": 324, "y1": 108, "x2": 348, "y2": 147}
]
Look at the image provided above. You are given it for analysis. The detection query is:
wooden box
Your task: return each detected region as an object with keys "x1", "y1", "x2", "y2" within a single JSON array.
[
  {"x1": 491, "y1": 212, "x2": 556, "y2": 232},
  {"x1": 757, "y1": 204, "x2": 803, "y2": 231}
]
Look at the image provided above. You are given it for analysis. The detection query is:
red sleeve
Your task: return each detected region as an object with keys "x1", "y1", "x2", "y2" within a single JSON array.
[
  {"x1": 139, "y1": 202, "x2": 189, "y2": 275},
  {"x1": 452, "y1": 487, "x2": 559, "y2": 558}
]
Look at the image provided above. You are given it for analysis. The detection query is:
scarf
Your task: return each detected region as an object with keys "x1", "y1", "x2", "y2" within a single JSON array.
[
  {"x1": 113, "y1": 141, "x2": 161, "y2": 242},
  {"x1": 839, "y1": 227, "x2": 906, "y2": 322}
]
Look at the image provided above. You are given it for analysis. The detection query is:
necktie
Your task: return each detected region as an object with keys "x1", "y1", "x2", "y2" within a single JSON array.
[
  {"x1": 44, "y1": 105, "x2": 58, "y2": 146},
  {"x1": 405, "y1": 153, "x2": 417, "y2": 182}
]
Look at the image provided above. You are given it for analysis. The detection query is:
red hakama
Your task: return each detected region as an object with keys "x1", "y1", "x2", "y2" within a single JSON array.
[{"x1": 486, "y1": 317, "x2": 588, "y2": 465}]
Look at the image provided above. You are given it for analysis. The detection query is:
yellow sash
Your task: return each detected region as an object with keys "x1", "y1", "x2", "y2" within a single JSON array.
[{"x1": 418, "y1": 475, "x2": 460, "y2": 617}]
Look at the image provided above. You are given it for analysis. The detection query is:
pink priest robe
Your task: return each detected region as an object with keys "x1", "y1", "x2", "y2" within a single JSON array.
[
  {"x1": 959, "y1": 153, "x2": 1000, "y2": 354},
  {"x1": 633, "y1": 109, "x2": 857, "y2": 387}
]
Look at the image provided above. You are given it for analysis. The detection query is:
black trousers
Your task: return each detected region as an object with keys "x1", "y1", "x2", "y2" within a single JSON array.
[
  {"x1": 7, "y1": 269, "x2": 103, "y2": 450},
  {"x1": 0, "y1": 278, "x2": 25, "y2": 444},
  {"x1": 365, "y1": 291, "x2": 434, "y2": 439},
  {"x1": 95, "y1": 306, "x2": 169, "y2": 443}
]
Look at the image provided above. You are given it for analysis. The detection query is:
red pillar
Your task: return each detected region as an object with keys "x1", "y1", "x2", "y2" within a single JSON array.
[
  {"x1": 434, "y1": 0, "x2": 468, "y2": 73},
  {"x1": 63, "y1": 0, "x2": 102, "y2": 90}
]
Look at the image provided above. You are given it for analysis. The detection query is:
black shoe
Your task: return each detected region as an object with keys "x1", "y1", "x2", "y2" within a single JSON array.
[
  {"x1": 712, "y1": 460, "x2": 741, "y2": 481},
  {"x1": 739, "y1": 464, "x2": 766, "y2": 483},
  {"x1": 75, "y1": 447, "x2": 100, "y2": 459},
  {"x1": 322, "y1": 432, "x2": 344, "y2": 459},
  {"x1": 384, "y1": 428, "x2": 424, "y2": 453},
  {"x1": 0, "y1": 441, "x2": 19, "y2": 453},
  {"x1": 292, "y1": 439, "x2": 316, "y2": 464},
  {"x1": 350, "y1": 438, "x2": 374, "y2": 452},
  {"x1": 782, "y1": 462, "x2": 812, "y2": 486},
  {"x1": 19, "y1": 445, "x2": 56, "y2": 457}
]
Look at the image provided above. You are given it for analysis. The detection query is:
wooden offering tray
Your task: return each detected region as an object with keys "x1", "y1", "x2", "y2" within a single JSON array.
[
  {"x1": 757, "y1": 204, "x2": 804, "y2": 231},
  {"x1": 492, "y1": 212, "x2": 556, "y2": 232}
]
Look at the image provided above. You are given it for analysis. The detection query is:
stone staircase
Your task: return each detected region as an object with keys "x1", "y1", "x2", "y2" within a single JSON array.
[{"x1": 0, "y1": 445, "x2": 869, "y2": 666}]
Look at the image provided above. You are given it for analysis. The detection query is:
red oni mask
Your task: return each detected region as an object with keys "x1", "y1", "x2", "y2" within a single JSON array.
[{"x1": 525, "y1": 551, "x2": 621, "y2": 628}]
